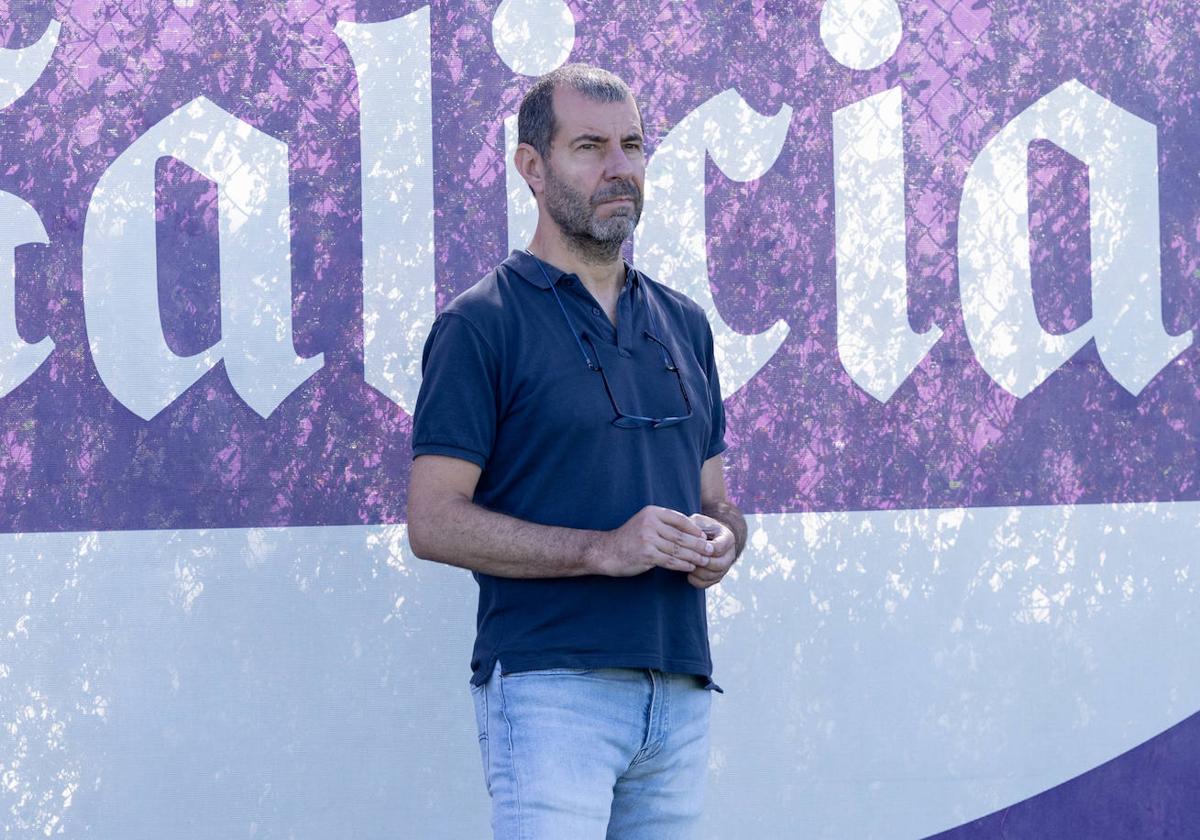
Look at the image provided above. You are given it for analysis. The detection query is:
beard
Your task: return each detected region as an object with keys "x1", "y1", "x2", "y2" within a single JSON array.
[{"x1": 542, "y1": 162, "x2": 643, "y2": 264}]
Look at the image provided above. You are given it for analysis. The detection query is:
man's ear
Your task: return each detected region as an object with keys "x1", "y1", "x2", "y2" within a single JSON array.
[{"x1": 514, "y1": 143, "x2": 544, "y2": 196}]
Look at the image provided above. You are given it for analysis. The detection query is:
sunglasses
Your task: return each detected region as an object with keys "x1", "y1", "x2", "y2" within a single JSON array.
[{"x1": 529, "y1": 253, "x2": 694, "y2": 430}]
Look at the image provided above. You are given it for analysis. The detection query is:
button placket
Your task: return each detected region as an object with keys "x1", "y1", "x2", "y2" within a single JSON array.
[
  {"x1": 616, "y1": 285, "x2": 636, "y2": 357},
  {"x1": 565, "y1": 283, "x2": 616, "y2": 341}
]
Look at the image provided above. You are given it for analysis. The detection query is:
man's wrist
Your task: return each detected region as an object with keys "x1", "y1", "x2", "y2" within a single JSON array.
[{"x1": 577, "y1": 529, "x2": 605, "y2": 576}]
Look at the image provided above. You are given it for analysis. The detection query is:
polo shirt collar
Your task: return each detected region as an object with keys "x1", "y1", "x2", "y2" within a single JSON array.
[{"x1": 504, "y1": 250, "x2": 641, "y2": 291}]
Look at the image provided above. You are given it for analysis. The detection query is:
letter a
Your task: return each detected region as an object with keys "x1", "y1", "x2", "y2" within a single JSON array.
[
  {"x1": 0, "y1": 18, "x2": 61, "y2": 396},
  {"x1": 0, "y1": 193, "x2": 53, "y2": 396},
  {"x1": 959, "y1": 79, "x2": 1191, "y2": 397},
  {"x1": 83, "y1": 97, "x2": 322, "y2": 420}
]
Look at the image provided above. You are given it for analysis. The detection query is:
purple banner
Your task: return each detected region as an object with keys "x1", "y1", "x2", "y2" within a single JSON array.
[{"x1": 2, "y1": 0, "x2": 1197, "y2": 533}]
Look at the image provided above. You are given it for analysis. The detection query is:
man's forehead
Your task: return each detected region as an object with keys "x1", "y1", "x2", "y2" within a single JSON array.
[{"x1": 551, "y1": 86, "x2": 643, "y2": 137}]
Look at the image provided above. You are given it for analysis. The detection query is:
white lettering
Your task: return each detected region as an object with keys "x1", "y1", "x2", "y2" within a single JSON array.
[
  {"x1": 82, "y1": 97, "x2": 322, "y2": 420},
  {"x1": 0, "y1": 192, "x2": 53, "y2": 396},
  {"x1": 492, "y1": 0, "x2": 574, "y2": 79},
  {"x1": 819, "y1": 0, "x2": 903, "y2": 71},
  {"x1": 497, "y1": 0, "x2": 576, "y2": 253},
  {"x1": 636, "y1": 89, "x2": 793, "y2": 397},
  {"x1": 959, "y1": 79, "x2": 1191, "y2": 397},
  {"x1": 504, "y1": 112, "x2": 538, "y2": 254},
  {"x1": 824, "y1": 0, "x2": 936, "y2": 401},
  {"x1": 834, "y1": 90, "x2": 941, "y2": 402},
  {"x1": 0, "y1": 21, "x2": 62, "y2": 397},
  {"x1": 0, "y1": 19, "x2": 59, "y2": 109},
  {"x1": 336, "y1": 9, "x2": 435, "y2": 413}
]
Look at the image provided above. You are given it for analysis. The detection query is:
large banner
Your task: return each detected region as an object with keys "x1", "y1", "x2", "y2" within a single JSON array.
[{"x1": 3, "y1": 0, "x2": 1198, "y2": 836}]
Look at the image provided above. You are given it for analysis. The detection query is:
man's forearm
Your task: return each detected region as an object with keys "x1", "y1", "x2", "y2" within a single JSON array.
[
  {"x1": 409, "y1": 496, "x2": 599, "y2": 578},
  {"x1": 702, "y1": 499, "x2": 747, "y2": 558}
]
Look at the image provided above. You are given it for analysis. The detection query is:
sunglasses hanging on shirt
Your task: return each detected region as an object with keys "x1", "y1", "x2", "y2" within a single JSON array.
[{"x1": 526, "y1": 251, "x2": 694, "y2": 430}]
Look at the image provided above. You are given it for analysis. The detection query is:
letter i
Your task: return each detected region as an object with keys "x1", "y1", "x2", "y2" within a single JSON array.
[
  {"x1": 493, "y1": 0, "x2": 576, "y2": 253},
  {"x1": 336, "y1": 9, "x2": 435, "y2": 413},
  {"x1": 823, "y1": 0, "x2": 941, "y2": 402}
]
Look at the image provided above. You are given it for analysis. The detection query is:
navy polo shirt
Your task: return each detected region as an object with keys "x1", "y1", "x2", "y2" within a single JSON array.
[{"x1": 411, "y1": 250, "x2": 727, "y2": 689}]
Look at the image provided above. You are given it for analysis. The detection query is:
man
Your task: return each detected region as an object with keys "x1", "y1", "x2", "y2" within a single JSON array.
[{"x1": 407, "y1": 63, "x2": 747, "y2": 839}]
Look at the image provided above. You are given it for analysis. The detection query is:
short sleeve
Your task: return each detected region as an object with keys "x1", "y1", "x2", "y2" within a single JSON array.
[
  {"x1": 701, "y1": 318, "x2": 728, "y2": 460},
  {"x1": 411, "y1": 312, "x2": 500, "y2": 468}
]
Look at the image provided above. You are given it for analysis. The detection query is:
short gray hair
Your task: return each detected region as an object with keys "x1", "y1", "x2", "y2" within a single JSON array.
[{"x1": 517, "y1": 64, "x2": 640, "y2": 160}]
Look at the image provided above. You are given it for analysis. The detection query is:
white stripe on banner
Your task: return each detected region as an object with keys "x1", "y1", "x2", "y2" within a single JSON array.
[{"x1": 2, "y1": 503, "x2": 1197, "y2": 838}]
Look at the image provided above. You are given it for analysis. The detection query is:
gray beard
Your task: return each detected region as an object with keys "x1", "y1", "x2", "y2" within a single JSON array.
[{"x1": 543, "y1": 166, "x2": 642, "y2": 264}]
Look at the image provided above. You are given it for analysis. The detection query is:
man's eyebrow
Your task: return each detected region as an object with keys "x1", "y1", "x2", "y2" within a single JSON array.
[{"x1": 566, "y1": 130, "x2": 644, "y2": 147}]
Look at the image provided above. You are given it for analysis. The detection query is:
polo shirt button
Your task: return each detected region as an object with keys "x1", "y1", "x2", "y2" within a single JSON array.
[{"x1": 592, "y1": 307, "x2": 602, "y2": 316}]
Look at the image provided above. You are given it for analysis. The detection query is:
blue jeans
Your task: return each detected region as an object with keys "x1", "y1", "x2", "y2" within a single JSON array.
[{"x1": 469, "y1": 659, "x2": 713, "y2": 839}]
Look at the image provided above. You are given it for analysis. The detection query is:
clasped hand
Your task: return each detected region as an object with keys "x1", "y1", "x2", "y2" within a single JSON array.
[{"x1": 589, "y1": 505, "x2": 736, "y2": 589}]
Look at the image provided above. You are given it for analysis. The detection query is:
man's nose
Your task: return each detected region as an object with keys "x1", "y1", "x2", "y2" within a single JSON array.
[{"x1": 603, "y1": 144, "x2": 636, "y2": 178}]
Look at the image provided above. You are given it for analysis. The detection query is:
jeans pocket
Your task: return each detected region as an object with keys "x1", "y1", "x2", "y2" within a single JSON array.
[
  {"x1": 469, "y1": 682, "x2": 491, "y2": 795},
  {"x1": 502, "y1": 667, "x2": 596, "y2": 677}
]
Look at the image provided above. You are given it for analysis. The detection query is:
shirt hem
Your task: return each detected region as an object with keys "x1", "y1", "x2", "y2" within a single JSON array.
[{"x1": 471, "y1": 651, "x2": 722, "y2": 692}]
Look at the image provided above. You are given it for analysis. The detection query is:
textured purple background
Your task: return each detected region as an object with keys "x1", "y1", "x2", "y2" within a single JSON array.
[
  {"x1": 1, "y1": 1, "x2": 1198, "y2": 532},
  {"x1": 2, "y1": 1, "x2": 1199, "y2": 835},
  {"x1": 0, "y1": 0, "x2": 1197, "y2": 533}
]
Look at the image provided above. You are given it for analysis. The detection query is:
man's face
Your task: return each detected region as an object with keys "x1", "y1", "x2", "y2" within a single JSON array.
[{"x1": 541, "y1": 86, "x2": 646, "y2": 259}]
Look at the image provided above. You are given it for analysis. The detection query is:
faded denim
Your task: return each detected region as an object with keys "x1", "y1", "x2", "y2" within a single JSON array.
[{"x1": 470, "y1": 659, "x2": 713, "y2": 840}]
